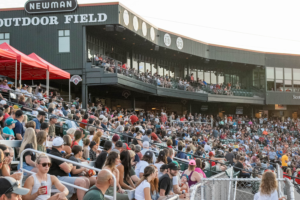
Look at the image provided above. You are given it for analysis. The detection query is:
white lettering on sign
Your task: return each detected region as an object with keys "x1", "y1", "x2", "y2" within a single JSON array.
[
  {"x1": 51, "y1": 2, "x2": 59, "y2": 9},
  {"x1": 293, "y1": 95, "x2": 300, "y2": 99},
  {"x1": 36, "y1": 3, "x2": 41, "y2": 10},
  {"x1": 30, "y1": 3, "x2": 35, "y2": 10},
  {"x1": 60, "y1": 1, "x2": 65, "y2": 8},
  {"x1": 0, "y1": 13, "x2": 108, "y2": 27},
  {"x1": 42, "y1": 2, "x2": 50, "y2": 9},
  {"x1": 67, "y1": 1, "x2": 72, "y2": 8}
]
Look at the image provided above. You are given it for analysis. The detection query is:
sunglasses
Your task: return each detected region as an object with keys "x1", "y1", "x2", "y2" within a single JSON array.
[
  {"x1": 4, "y1": 152, "x2": 10, "y2": 157},
  {"x1": 41, "y1": 163, "x2": 51, "y2": 167}
]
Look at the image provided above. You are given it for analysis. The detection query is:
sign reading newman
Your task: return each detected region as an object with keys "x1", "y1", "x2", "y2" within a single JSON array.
[{"x1": 25, "y1": 0, "x2": 78, "y2": 14}]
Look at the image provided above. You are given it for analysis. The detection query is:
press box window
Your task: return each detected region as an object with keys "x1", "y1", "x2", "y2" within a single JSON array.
[
  {"x1": 58, "y1": 30, "x2": 70, "y2": 53},
  {"x1": 0, "y1": 33, "x2": 10, "y2": 45}
]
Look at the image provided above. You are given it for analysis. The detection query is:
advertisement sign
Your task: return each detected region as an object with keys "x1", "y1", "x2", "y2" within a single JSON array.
[
  {"x1": 236, "y1": 107, "x2": 243, "y2": 114},
  {"x1": 275, "y1": 104, "x2": 287, "y2": 110},
  {"x1": 25, "y1": 0, "x2": 78, "y2": 14},
  {"x1": 70, "y1": 75, "x2": 82, "y2": 85},
  {"x1": 201, "y1": 105, "x2": 208, "y2": 111}
]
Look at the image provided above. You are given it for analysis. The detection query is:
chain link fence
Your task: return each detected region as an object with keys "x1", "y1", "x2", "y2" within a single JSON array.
[{"x1": 190, "y1": 177, "x2": 295, "y2": 200}]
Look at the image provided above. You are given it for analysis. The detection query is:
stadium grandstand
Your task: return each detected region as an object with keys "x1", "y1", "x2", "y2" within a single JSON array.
[{"x1": 0, "y1": 1, "x2": 299, "y2": 200}]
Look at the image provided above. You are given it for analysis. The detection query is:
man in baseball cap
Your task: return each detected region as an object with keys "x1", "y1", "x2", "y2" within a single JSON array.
[
  {"x1": 0, "y1": 177, "x2": 29, "y2": 199},
  {"x1": 158, "y1": 162, "x2": 180, "y2": 197}
]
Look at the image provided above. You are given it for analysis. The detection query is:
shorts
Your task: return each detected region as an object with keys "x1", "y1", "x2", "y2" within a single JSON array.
[{"x1": 52, "y1": 176, "x2": 77, "y2": 194}]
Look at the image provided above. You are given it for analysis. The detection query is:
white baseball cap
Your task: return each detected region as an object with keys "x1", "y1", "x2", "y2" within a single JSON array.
[
  {"x1": 143, "y1": 141, "x2": 150, "y2": 148},
  {"x1": 52, "y1": 137, "x2": 64, "y2": 147},
  {"x1": 0, "y1": 100, "x2": 7, "y2": 105}
]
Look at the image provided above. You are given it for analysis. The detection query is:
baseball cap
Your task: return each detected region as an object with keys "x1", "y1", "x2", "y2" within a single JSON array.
[
  {"x1": 144, "y1": 150, "x2": 153, "y2": 158},
  {"x1": 76, "y1": 97, "x2": 80, "y2": 100},
  {"x1": 52, "y1": 137, "x2": 64, "y2": 147},
  {"x1": 189, "y1": 160, "x2": 196, "y2": 166},
  {"x1": 6, "y1": 118, "x2": 17, "y2": 126},
  {"x1": 0, "y1": 177, "x2": 29, "y2": 196},
  {"x1": 143, "y1": 141, "x2": 150, "y2": 148},
  {"x1": 112, "y1": 134, "x2": 120, "y2": 142},
  {"x1": 50, "y1": 115, "x2": 58, "y2": 120},
  {"x1": 159, "y1": 151, "x2": 165, "y2": 157},
  {"x1": 168, "y1": 162, "x2": 179, "y2": 170},
  {"x1": 0, "y1": 100, "x2": 7, "y2": 105},
  {"x1": 115, "y1": 141, "x2": 123, "y2": 148},
  {"x1": 38, "y1": 111, "x2": 46, "y2": 116},
  {"x1": 208, "y1": 152, "x2": 214, "y2": 157},
  {"x1": 124, "y1": 143, "x2": 131, "y2": 150},
  {"x1": 22, "y1": 84, "x2": 28, "y2": 88}
]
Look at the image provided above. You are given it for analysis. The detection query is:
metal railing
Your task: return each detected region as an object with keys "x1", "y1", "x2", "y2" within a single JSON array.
[
  {"x1": 19, "y1": 149, "x2": 117, "y2": 200},
  {"x1": 170, "y1": 119, "x2": 213, "y2": 128},
  {"x1": 192, "y1": 177, "x2": 294, "y2": 200}
]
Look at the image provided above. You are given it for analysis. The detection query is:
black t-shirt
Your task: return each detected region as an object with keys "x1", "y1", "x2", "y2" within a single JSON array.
[
  {"x1": 158, "y1": 173, "x2": 173, "y2": 196},
  {"x1": 95, "y1": 150, "x2": 108, "y2": 169},
  {"x1": 127, "y1": 132, "x2": 133, "y2": 143},
  {"x1": 167, "y1": 157, "x2": 172, "y2": 164},
  {"x1": 225, "y1": 152, "x2": 235, "y2": 165},
  {"x1": 49, "y1": 148, "x2": 68, "y2": 176},
  {"x1": 234, "y1": 161, "x2": 243, "y2": 175},
  {"x1": 23, "y1": 143, "x2": 36, "y2": 165},
  {"x1": 69, "y1": 156, "x2": 81, "y2": 176}
]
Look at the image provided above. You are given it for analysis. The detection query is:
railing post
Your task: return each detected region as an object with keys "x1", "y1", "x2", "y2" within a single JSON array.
[{"x1": 227, "y1": 166, "x2": 233, "y2": 200}]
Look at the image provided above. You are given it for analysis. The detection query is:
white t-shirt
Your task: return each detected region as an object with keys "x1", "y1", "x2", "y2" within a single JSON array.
[
  {"x1": 254, "y1": 190, "x2": 278, "y2": 200},
  {"x1": 135, "y1": 180, "x2": 150, "y2": 200},
  {"x1": 135, "y1": 161, "x2": 149, "y2": 178}
]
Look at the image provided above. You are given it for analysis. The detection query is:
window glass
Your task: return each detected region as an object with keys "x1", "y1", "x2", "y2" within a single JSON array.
[
  {"x1": 204, "y1": 72, "x2": 210, "y2": 84},
  {"x1": 0, "y1": 34, "x2": 3, "y2": 39},
  {"x1": 218, "y1": 75, "x2": 224, "y2": 84},
  {"x1": 275, "y1": 68, "x2": 283, "y2": 79},
  {"x1": 58, "y1": 37, "x2": 70, "y2": 53},
  {"x1": 145, "y1": 63, "x2": 151, "y2": 73},
  {"x1": 152, "y1": 64, "x2": 157, "y2": 74},
  {"x1": 198, "y1": 70, "x2": 204, "y2": 80},
  {"x1": 266, "y1": 67, "x2": 274, "y2": 79},
  {"x1": 139, "y1": 62, "x2": 144, "y2": 73},
  {"x1": 58, "y1": 30, "x2": 64, "y2": 36},
  {"x1": 4, "y1": 33, "x2": 9, "y2": 39},
  {"x1": 284, "y1": 68, "x2": 292, "y2": 80},
  {"x1": 294, "y1": 80, "x2": 300, "y2": 92},
  {"x1": 294, "y1": 69, "x2": 300, "y2": 80},
  {"x1": 211, "y1": 72, "x2": 217, "y2": 84},
  {"x1": 64, "y1": 30, "x2": 70, "y2": 36},
  {"x1": 132, "y1": 60, "x2": 138, "y2": 71}
]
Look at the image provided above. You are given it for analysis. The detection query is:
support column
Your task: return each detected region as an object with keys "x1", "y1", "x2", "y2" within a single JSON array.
[
  {"x1": 69, "y1": 80, "x2": 71, "y2": 102},
  {"x1": 132, "y1": 96, "x2": 135, "y2": 111},
  {"x1": 82, "y1": 25, "x2": 87, "y2": 109},
  {"x1": 15, "y1": 60, "x2": 17, "y2": 87},
  {"x1": 46, "y1": 70, "x2": 49, "y2": 96},
  {"x1": 19, "y1": 62, "x2": 22, "y2": 85}
]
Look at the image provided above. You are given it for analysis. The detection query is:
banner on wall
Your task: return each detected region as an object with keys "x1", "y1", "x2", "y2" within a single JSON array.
[
  {"x1": 275, "y1": 104, "x2": 287, "y2": 110},
  {"x1": 236, "y1": 107, "x2": 243, "y2": 114}
]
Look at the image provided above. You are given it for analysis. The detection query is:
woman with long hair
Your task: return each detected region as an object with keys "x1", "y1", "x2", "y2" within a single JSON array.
[
  {"x1": 154, "y1": 151, "x2": 167, "y2": 178},
  {"x1": 117, "y1": 150, "x2": 135, "y2": 190},
  {"x1": 135, "y1": 151, "x2": 153, "y2": 178},
  {"x1": 135, "y1": 165, "x2": 157, "y2": 200},
  {"x1": 103, "y1": 152, "x2": 129, "y2": 200},
  {"x1": 254, "y1": 171, "x2": 286, "y2": 200},
  {"x1": 36, "y1": 131, "x2": 47, "y2": 152},
  {"x1": 18, "y1": 128, "x2": 38, "y2": 172},
  {"x1": 92, "y1": 130, "x2": 103, "y2": 145},
  {"x1": 195, "y1": 158, "x2": 206, "y2": 178},
  {"x1": 149, "y1": 165, "x2": 159, "y2": 200},
  {"x1": 71, "y1": 130, "x2": 82, "y2": 147},
  {"x1": 63, "y1": 135, "x2": 72, "y2": 154},
  {"x1": 0, "y1": 146, "x2": 21, "y2": 180},
  {"x1": 66, "y1": 145, "x2": 96, "y2": 186}
]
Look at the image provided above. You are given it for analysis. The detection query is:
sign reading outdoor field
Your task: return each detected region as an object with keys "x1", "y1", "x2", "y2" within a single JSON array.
[{"x1": 25, "y1": 0, "x2": 78, "y2": 14}]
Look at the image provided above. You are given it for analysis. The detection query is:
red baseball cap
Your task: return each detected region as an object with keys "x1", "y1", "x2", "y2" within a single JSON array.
[{"x1": 124, "y1": 143, "x2": 131, "y2": 150}]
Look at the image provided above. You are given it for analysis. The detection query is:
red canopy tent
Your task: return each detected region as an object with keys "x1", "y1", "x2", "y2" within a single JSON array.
[
  {"x1": 28, "y1": 53, "x2": 70, "y2": 99},
  {"x1": 0, "y1": 43, "x2": 48, "y2": 87},
  {"x1": 0, "y1": 48, "x2": 16, "y2": 60}
]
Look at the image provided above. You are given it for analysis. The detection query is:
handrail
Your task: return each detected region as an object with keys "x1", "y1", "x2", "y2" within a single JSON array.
[
  {"x1": 277, "y1": 163, "x2": 283, "y2": 198},
  {"x1": 19, "y1": 149, "x2": 117, "y2": 200}
]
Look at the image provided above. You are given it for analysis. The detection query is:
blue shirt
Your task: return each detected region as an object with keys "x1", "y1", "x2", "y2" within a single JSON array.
[
  {"x1": 276, "y1": 150, "x2": 283, "y2": 158},
  {"x1": 3, "y1": 127, "x2": 14, "y2": 140},
  {"x1": 13, "y1": 120, "x2": 25, "y2": 140},
  {"x1": 176, "y1": 152, "x2": 187, "y2": 159},
  {"x1": 33, "y1": 118, "x2": 41, "y2": 130}
]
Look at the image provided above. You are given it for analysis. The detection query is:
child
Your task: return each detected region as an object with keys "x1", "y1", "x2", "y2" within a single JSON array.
[
  {"x1": 179, "y1": 174, "x2": 189, "y2": 193},
  {"x1": 82, "y1": 138, "x2": 90, "y2": 160}
]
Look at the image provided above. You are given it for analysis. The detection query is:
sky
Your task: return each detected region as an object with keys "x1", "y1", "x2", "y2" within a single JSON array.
[{"x1": 1, "y1": 0, "x2": 300, "y2": 54}]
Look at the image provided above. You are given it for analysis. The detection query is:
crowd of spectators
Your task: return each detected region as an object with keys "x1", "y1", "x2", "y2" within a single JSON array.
[{"x1": 0, "y1": 80, "x2": 297, "y2": 200}]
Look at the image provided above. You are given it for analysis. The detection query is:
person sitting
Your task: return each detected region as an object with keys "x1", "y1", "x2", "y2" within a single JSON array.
[
  {"x1": 89, "y1": 141, "x2": 98, "y2": 161},
  {"x1": 135, "y1": 166, "x2": 157, "y2": 200},
  {"x1": 82, "y1": 138, "x2": 90, "y2": 160},
  {"x1": 63, "y1": 135, "x2": 72, "y2": 155},
  {"x1": 234, "y1": 156, "x2": 251, "y2": 178},
  {"x1": 17, "y1": 128, "x2": 38, "y2": 173},
  {"x1": 0, "y1": 147, "x2": 21, "y2": 181},
  {"x1": 36, "y1": 131, "x2": 47, "y2": 153},
  {"x1": 33, "y1": 111, "x2": 46, "y2": 133},
  {"x1": 117, "y1": 150, "x2": 135, "y2": 190},
  {"x1": 95, "y1": 141, "x2": 112, "y2": 169},
  {"x1": 48, "y1": 137, "x2": 88, "y2": 200},
  {"x1": 176, "y1": 145, "x2": 187, "y2": 159},
  {"x1": 23, "y1": 154, "x2": 69, "y2": 200},
  {"x1": 66, "y1": 145, "x2": 96, "y2": 186},
  {"x1": 83, "y1": 170, "x2": 113, "y2": 200},
  {"x1": 2, "y1": 118, "x2": 16, "y2": 140},
  {"x1": 158, "y1": 163, "x2": 181, "y2": 197},
  {"x1": 135, "y1": 151, "x2": 154, "y2": 178},
  {"x1": 0, "y1": 177, "x2": 30, "y2": 199},
  {"x1": 182, "y1": 160, "x2": 202, "y2": 188}
]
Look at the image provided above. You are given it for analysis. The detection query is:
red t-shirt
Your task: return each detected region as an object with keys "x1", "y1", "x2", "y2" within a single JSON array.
[
  {"x1": 180, "y1": 117, "x2": 186, "y2": 122},
  {"x1": 3, "y1": 113, "x2": 9, "y2": 122},
  {"x1": 80, "y1": 119, "x2": 87, "y2": 128},
  {"x1": 122, "y1": 64, "x2": 127, "y2": 69},
  {"x1": 71, "y1": 141, "x2": 79, "y2": 148},
  {"x1": 130, "y1": 115, "x2": 138, "y2": 124},
  {"x1": 209, "y1": 160, "x2": 215, "y2": 166},
  {"x1": 151, "y1": 132, "x2": 158, "y2": 141}
]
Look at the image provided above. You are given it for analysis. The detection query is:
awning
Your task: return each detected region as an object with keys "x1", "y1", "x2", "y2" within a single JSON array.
[
  {"x1": 0, "y1": 48, "x2": 16, "y2": 60},
  {"x1": 0, "y1": 42, "x2": 48, "y2": 80},
  {"x1": 28, "y1": 53, "x2": 70, "y2": 79}
]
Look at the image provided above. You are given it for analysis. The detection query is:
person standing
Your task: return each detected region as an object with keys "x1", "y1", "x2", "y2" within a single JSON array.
[
  {"x1": 83, "y1": 170, "x2": 113, "y2": 200},
  {"x1": 281, "y1": 152, "x2": 289, "y2": 171}
]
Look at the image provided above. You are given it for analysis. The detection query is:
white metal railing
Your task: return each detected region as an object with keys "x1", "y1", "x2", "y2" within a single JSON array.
[
  {"x1": 277, "y1": 163, "x2": 283, "y2": 197},
  {"x1": 19, "y1": 149, "x2": 117, "y2": 200}
]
